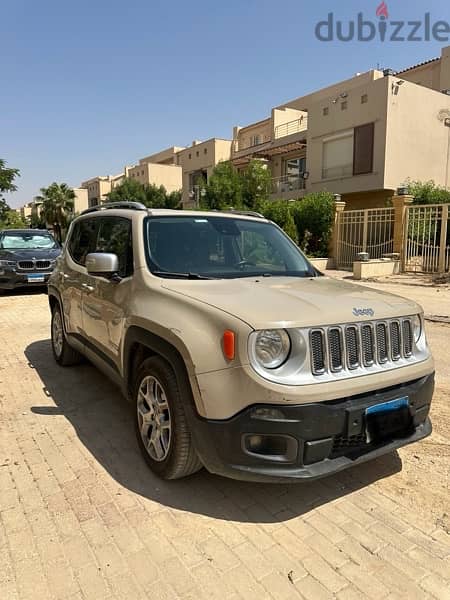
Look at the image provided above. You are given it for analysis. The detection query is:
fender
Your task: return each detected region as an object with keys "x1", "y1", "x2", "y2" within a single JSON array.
[{"x1": 123, "y1": 325, "x2": 205, "y2": 415}]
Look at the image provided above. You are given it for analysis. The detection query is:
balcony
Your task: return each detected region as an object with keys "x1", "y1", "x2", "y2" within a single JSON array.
[
  {"x1": 271, "y1": 175, "x2": 306, "y2": 198},
  {"x1": 274, "y1": 116, "x2": 308, "y2": 140}
]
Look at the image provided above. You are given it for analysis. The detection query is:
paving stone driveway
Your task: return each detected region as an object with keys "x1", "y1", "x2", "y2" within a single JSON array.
[{"x1": 1, "y1": 291, "x2": 449, "y2": 600}]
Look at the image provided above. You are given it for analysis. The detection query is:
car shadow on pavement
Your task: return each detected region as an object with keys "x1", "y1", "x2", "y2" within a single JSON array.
[{"x1": 26, "y1": 339, "x2": 402, "y2": 524}]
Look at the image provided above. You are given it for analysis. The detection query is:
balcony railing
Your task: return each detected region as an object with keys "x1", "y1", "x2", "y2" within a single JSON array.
[
  {"x1": 274, "y1": 116, "x2": 308, "y2": 140},
  {"x1": 272, "y1": 175, "x2": 306, "y2": 196}
]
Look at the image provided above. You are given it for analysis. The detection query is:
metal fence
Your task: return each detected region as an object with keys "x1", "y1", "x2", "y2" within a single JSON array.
[
  {"x1": 336, "y1": 207, "x2": 395, "y2": 270},
  {"x1": 403, "y1": 204, "x2": 450, "y2": 273}
]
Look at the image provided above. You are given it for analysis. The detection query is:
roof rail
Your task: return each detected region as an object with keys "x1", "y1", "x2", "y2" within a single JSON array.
[
  {"x1": 80, "y1": 201, "x2": 147, "y2": 215},
  {"x1": 225, "y1": 209, "x2": 265, "y2": 219}
]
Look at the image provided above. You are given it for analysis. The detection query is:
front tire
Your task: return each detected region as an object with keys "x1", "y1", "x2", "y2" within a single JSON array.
[
  {"x1": 51, "y1": 303, "x2": 82, "y2": 366},
  {"x1": 134, "y1": 356, "x2": 202, "y2": 480}
]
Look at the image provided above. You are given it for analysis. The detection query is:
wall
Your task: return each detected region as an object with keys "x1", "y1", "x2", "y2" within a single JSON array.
[
  {"x1": 147, "y1": 164, "x2": 182, "y2": 193},
  {"x1": 271, "y1": 107, "x2": 306, "y2": 137},
  {"x1": 384, "y1": 78, "x2": 450, "y2": 190},
  {"x1": 234, "y1": 118, "x2": 271, "y2": 150},
  {"x1": 139, "y1": 146, "x2": 185, "y2": 165},
  {"x1": 400, "y1": 60, "x2": 441, "y2": 91},
  {"x1": 304, "y1": 74, "x2": 389, "y2": 195},
  {"x1": 73, "y1": 188, "x2": 89, "y2": 213}
]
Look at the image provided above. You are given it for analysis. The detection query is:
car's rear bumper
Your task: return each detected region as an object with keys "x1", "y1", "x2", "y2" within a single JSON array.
[{"x1": 190, "y1": 373, "x2": 434, "y2": 482}]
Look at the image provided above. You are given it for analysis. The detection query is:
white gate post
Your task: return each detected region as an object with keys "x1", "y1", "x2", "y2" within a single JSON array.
[{"x1": 438, "y1": 204, "x2": 449, "y2": 273}]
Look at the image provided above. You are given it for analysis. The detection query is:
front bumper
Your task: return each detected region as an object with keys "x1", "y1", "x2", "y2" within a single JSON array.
[
  {"x1": 0, "y1": 270, "x2": 52, "y2": 290},
  {"x1": 190, "y1": 373, "x2": 434, "y2": 482}
]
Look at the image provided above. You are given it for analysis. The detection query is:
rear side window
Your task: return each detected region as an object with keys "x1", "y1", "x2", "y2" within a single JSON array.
[
  {"x1": 95, "y1": 218, "x2": 133, "y2": 278},
  {"x1": 68, "y1": 219, "x2": 98, "y2": 266}
]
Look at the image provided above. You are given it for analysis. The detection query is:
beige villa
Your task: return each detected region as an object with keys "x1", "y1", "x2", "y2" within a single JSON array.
[{"x1": 232, "y1": 45, "x2": 450, "y2": 209}]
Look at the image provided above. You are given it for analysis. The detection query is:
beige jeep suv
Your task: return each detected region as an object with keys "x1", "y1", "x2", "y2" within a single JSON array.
[{"x1": 48, "y1": 202, "x2": 434, "y2": 481}]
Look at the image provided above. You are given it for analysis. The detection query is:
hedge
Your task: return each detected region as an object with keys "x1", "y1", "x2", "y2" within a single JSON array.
[{"x1": 258, "y1": 191, "x2": 334, "y2": 257}]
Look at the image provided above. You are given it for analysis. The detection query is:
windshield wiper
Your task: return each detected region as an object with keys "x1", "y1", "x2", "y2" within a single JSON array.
[{"x1": 152, "y1": 271, "x2": 216, "y2": 280}]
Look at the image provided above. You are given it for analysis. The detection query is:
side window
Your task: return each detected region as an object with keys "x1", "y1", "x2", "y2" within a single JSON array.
[
  {"x1": 95, "y1": 218, "x2": 133, "y2": 278},
  {"x1": 68, "y1": 219, "x2": 98, "y2": 266}
]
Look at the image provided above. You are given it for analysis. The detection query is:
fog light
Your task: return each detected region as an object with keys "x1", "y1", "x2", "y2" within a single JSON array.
[{"x1": 243, "y1": 434, "x2": 298, "y2": 462}]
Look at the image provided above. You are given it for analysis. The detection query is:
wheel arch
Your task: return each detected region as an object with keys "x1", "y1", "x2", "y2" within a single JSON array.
[{"x1": 123, "y1": 326, "x2": 204, "y2": 415}]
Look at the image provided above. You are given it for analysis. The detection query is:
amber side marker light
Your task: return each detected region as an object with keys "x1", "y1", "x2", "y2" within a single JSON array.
[{"x1": 223, "y1": 330, "x2": 235, "y2": 360}]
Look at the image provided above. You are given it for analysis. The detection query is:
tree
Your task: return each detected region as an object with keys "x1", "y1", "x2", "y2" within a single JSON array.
[
  {"x1": 0, "y1": 159, "x2": 20, "y2": 200},
  {"x1": 202, "y1": 162, "x2": 243, "y2": 210},
  {"x1": 106, "y1": 178, "x2": 147, "y2": 204},
  {"x1": 291, "y1": 192, "x2": 335, "y2": 256},
  {"x1": 106, "y1": 178, "x2": 181, "y2": 209},
  {"x1": 405, "y1": 179, "x2": 450, "y2": 205},
  {"x1": 0, "y1": 159, "x2": 20, "y2": 222},
  {"x1": 36, "y1": 183, "x2": 75, "y2": 243},
  {"x1": 0, "y1": 210, "x2": 26, "y2": 230},
  {"x1": 258, "y1": 200, "x2": 298, "y2": 243},
  {"x1": 165, "y1": 190, "x2": 182, "y2": 209},
  {"x1": 241, "y1": 160, "x2": 272, "y2": 209}
]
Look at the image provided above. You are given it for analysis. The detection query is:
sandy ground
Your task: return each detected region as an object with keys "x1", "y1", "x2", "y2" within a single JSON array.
[{"x1": 325, "y1": 271, "x2": 450, "y2": 534}]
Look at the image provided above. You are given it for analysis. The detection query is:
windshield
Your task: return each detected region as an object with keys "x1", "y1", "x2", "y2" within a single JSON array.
[
  {"x1": 145, "y1": 216, "x2": 317, "y2": 279},
  {"x1": 0, "y1": 232, "x2": 58, "y2": 250}
]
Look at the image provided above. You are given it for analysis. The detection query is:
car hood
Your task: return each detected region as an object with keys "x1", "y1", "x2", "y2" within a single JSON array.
[
  {"x1": 0, "y1": 248, "x2": 61, "y2": 261},
  {"x1": 161, "y1": 276, "x2": 421, "y2": 329}
]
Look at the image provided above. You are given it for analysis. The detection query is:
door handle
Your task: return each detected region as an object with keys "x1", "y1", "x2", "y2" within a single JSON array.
[{"x1": 81, "y1": 283, "x2": 94, "y2": 292}]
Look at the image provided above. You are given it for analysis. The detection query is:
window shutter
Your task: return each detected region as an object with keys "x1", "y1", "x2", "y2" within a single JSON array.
[{"x1": 353, "y1": 123, "x2": 374, "y2": 175}]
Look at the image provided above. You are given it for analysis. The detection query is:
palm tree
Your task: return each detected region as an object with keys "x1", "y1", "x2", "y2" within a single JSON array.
[{"x1": 36, "y1": 183, "x2": 75, "y2": 242}]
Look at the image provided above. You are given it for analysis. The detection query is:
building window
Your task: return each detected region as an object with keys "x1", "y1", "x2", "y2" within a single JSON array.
[
  {"x1": 283, "y1": 157, "x2": 306, "y2": 178},
  {"x1": 323, "y1": 107, "x2": 329, "y2": 116},
  {"x1": 341, "y1": 101, "x2": 348, "y2": 110},
  {"x1": 188, "y1": 153, "x2": 191, "y2": 159},
  {"x1": 141, "y1": 170, "x2": 144, "y2": 176},
  {"x1": 250, "y1": 134, "x2": 261, "y2": 146},
  {"x1": 353, "y1": 122, "x2": 374, "y2": 175},
  {"x1": 196, "y1": 151, "x2": 199, "y2": 157},
  {"x1": 361, "y1": 94, "x2": 368, "y2": 104},
  {"x1": 322, "y1": 130, "x2": 354, "y2": 179},
  {"x1": 204, "y1": 148, "x2": 207, "y2": 154}
]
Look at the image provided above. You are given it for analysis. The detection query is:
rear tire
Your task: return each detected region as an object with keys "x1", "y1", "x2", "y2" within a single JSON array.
[
  {"x1": 134, "y1": 356, "x2": 202, "y2": 480},
  {"x1": 51, "y1": 303, "x2": 83, "y2": 366}
]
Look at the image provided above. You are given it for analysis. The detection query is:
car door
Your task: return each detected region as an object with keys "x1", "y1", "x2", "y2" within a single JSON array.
[
  {"x1": 61, "y1": 218, "x2": 99, "y2": 337},
  {"x1": 81, "y1": 216, "x2": 134, "y2": 370}
]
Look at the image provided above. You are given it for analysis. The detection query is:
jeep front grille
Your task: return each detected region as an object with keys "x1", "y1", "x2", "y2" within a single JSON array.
[{"x1": 310, "y1": 318, "x2": 414, "y2": 376}]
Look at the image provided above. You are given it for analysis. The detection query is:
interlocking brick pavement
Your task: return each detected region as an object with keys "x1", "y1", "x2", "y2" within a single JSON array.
[{"x1": 0, "y1": 290, "x2": 449, "y2": 600}]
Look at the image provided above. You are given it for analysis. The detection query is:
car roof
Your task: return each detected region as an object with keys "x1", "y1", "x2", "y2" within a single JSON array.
[{"x1": 77, "y1": 204, "x2": 268, "y2": 223}]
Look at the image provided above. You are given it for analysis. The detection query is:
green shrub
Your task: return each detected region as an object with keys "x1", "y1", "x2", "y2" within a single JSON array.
[
  {"x1": 258, "y1": 200, "x2": 298, "y2": 244},
  {"x1": 405, "y1": 179, "x2": 450, "y2": 205},
  {"x1": 291, "y1": 192, "x2": 335, "y2": 257}
]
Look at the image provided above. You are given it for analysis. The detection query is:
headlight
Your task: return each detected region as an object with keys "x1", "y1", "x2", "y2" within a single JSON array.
[
  {"x1": 412, "y1": 314, "x2": 422, "y2": 342},
  {"x1": 0, "y1": 260, "x2": 16, "y2": 267},
  {"x1": 254, "y1": 329, "x2": 291, "y2": 369}
]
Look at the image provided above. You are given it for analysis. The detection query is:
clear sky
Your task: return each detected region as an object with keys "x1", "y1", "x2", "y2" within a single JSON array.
[{"x1": 2, "y1": 0, "x2": 449, "y2": 207}]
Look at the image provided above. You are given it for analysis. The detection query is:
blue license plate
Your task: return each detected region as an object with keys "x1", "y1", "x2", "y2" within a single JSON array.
[
  {"x1": 366, "y1": 396, "x2": 409, "y2": 416},
  {"x1": 27, "y1": 273, "x2": 45, "y2": 283}
]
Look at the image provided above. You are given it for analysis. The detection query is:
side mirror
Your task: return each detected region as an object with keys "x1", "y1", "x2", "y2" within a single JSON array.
[{"x1": 85, "y1": 253, "x2": 119, "y2": 277}]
